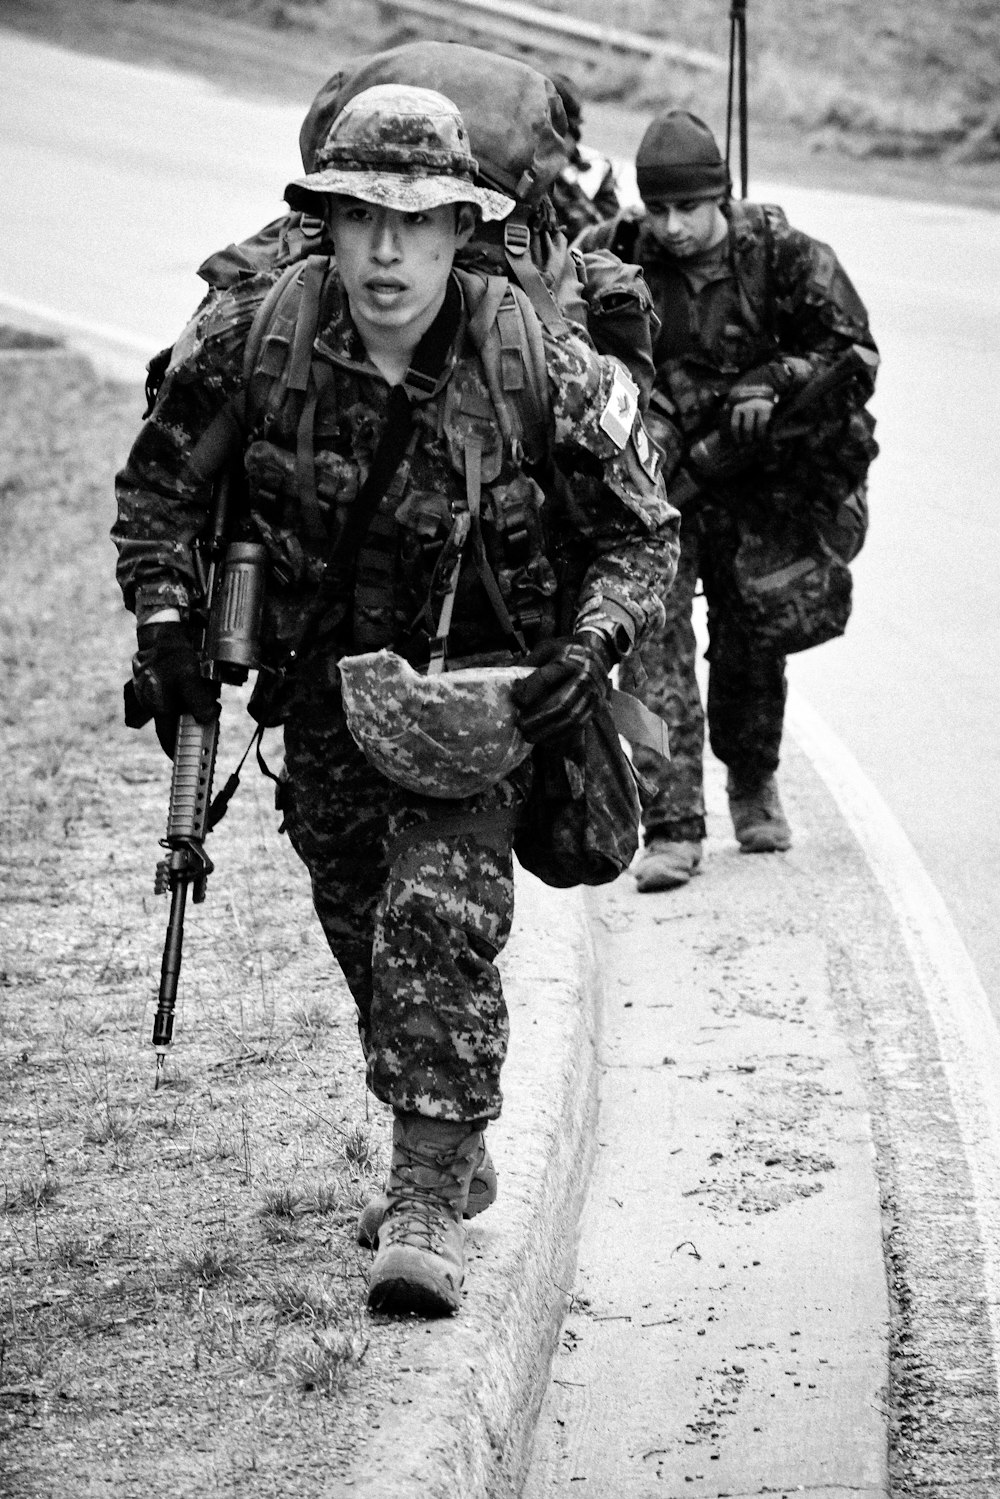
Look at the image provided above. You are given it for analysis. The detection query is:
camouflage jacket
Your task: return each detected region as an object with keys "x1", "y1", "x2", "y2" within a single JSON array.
[
  {"x1": 113, "y1": 266, "x2": 678, "y2": 699},
  {"x1": 574, "y1": 200, "x2": 878, "y2": 440}
]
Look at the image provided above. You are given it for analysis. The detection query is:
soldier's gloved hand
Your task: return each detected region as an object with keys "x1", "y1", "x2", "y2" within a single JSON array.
[
  {"x1": 124, "y1": 622, "x2": 218, "y2": 758},
  {"x1": 727, "y1": 368, "x2": 781, "y2": 446},
  {"x1": 729, "y1": 395, "x2": 775, "y2": 445},
  {"x1": 510, "y1": 632, "x2": 615, "y2": 744}
]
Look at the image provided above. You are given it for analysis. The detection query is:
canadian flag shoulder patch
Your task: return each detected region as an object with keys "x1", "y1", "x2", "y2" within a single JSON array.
[{"x1": 598, "y1": 364, "x2": 639, "y2": 450}]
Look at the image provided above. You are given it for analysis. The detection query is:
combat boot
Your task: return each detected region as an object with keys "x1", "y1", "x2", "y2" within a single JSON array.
[
  {"x1": 356, "y1": 1131, "x2": 496, "y2": 1248},
  {"x1": 727, "y1": 773, "x2": 792, "y2": 852},
  {"x1": 634, "y1": 838, "x2": 702, "y2": 892},
  {"x1": 367, "y1": 1113, "x2": 482, "y2": 1317}
]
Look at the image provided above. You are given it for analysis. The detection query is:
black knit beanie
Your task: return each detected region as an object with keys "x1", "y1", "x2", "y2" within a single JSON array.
[{"x1": 635, "y1": 110, "x2": 731, "y2": 202}]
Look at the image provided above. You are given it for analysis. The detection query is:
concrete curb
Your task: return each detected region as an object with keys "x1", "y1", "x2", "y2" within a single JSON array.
[
  {"x1": 341, "y1": 876, "x2": 602, "y2": 1498},
  {"x1": 520, "y1": 746, "x2": 892, "y2": 1495}
]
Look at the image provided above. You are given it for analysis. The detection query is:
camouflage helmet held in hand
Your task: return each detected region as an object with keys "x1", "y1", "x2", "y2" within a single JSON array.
[{"x1": 338, "y1": 650, "x2": 535, "y2": 799}]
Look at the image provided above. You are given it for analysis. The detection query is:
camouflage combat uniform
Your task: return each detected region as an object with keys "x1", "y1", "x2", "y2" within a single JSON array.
[
  {"x1": 113, "y1": 266, "x2": 678, "y2": 1121},
  {"x1": 575, "y1": 201, "x2": 877, "y2": 841}
]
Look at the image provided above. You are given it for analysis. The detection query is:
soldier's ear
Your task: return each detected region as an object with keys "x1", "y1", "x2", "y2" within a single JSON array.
[{"x1": 455, "y1": 204, "x2": 477, "y2": 248}]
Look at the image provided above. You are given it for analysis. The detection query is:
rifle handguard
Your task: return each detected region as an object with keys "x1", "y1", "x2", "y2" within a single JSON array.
[{"x1": 166, "y1": 715, "x2": 219, "y2": 850}]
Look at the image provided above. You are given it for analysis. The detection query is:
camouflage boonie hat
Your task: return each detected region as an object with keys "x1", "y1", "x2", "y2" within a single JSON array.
[
  {"x1": 338, "y1": 649, "x2": 535, "y2": 799},
  {"x1": 285, "y1": 84, "x2": 515, "y2": 222}
]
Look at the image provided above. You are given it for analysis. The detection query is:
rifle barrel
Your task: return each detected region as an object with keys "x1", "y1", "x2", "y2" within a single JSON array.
[{"x1": 153, "y1": 880, "x2": 188, "y2": 1052}]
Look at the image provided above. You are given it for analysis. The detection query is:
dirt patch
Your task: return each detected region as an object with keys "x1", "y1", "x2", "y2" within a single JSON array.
[{"x1": 0, "y1": 347, "x2": 411, "y2": 1494}]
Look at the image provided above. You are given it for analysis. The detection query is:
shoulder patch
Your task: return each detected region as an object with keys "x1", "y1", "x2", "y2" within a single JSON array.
[
  {"x1": 599, "y1": 364, "x2": 640, "y2": 450},
  {"x1": 631, "y1": 419, "x2": 661, "y2": 482}
]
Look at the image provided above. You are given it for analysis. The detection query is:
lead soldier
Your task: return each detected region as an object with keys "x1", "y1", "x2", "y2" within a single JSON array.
[{"x1": 113, "y1": 85, "x2": 678, "y2": 1315}]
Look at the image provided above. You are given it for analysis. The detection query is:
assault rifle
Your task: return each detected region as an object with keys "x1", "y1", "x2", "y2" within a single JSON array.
[
  {"x1": 668, "y1": 342, "x2": 879, "y2": 509},
  {"x1": 147, "y1": 476, "x2": 266, "y2": 1088}
]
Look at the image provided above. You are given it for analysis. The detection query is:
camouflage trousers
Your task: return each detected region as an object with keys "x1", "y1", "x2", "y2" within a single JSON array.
[
  {"x1": 281, "y1": 706, "x2": 530, "y2": 1122},
  {"x1": 619, "y1": 507, "x2": 787, "y2": 842}
]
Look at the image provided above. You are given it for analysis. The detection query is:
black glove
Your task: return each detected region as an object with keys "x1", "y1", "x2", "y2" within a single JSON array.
[
  {"x1": 123, "y1": 621, "x2": 218, "y2": 758},
  {"x1": 726, "y1": 358, "x2": 811, "y2": 447},
  {"x1": 511, "y1": 632, "x2": 616, "y2": 744}
]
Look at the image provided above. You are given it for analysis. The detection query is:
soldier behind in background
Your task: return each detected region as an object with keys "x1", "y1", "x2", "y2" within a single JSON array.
[
  {"x1": 549, "y1": 73, "x2": 621, "y2": 241},
  {"x1": 575, "y1": 110, "x2": 877, "y2": 891},
  {"x1": 113, "y1": 86, "x2": 677, "y2": 1313}
]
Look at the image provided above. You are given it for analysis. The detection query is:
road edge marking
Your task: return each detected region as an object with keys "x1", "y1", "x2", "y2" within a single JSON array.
[
  {"x1": 0, "y1": 292, "x2": 155, "y2": 380},
  {"x1": 790, "y1": 692, "x2": 1000, "y2": 1338}
]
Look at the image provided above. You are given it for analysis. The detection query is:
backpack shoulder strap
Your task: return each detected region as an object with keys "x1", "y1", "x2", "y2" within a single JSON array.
[
  {"x1": 726, "y1": 201, "x2": 777, "y2": 337},
  {"x1": 239, "y1": 255, "x2": 334, "y2": 546},
  {"x1": 242, "y1": 256, "x2": 332, "y2": 417},
  {"x1": 454, "y1": 267, "x2": 551, "y2": 467},
  {"x1": 499, "y1": 211, "x2": 570, "y2": 331}
]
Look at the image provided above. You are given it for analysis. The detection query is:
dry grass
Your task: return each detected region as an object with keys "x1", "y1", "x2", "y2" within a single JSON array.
[
  {"x1": 0, "y1": 347, "x2": 398, "y2": 1491},
  {"x1": 282, "y1": 1323, "x2": 369, "y2": 1395}
]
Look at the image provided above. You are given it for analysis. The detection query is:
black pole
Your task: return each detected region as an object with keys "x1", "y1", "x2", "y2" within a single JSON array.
[{"x1": 725, "y1": 0, "x2": 749, "y2": 199}]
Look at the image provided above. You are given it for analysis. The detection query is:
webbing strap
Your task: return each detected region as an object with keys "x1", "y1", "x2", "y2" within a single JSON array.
[
  {"x1": 427, "y1": 514, "x2": 471, "y2": 677},
  {"x1": 503, "y1": 249, "x2": 566, "y2": 331},
  {"x1": 286, "y1": 255, "x2": 328, "y2": 392},
  {"x1": 609, "y1": 688, "x2": 671, "y2": 760},
  {"x1": 464, "y1": 277, "x2": 550, "y2": 466},
  {"x1": 499, "y1": 288, "x2": 550, "y2": 460},
  {"x1": 242, "y1": 261, "x2": 308, "y2": 386},
  {"x1": 464, "y1": 432, "x2": 527, "y2": 656},
  {"x1": 495, "y1": 297, "x2": 527, "y2": 394},
  {"x1": 467, "y1": 275, "x2": 509, "y2": 352},
  {"x1": 295, "y1": 360, "x2": 333, "y2": 547}
]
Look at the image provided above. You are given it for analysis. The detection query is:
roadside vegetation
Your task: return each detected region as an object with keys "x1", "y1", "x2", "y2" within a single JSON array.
[
  {"x1": 19, "y1": 0, "x2": 1000, "y2": 162},
  {"x1": 6, "y1": 0, "x2": 999, "y2": 211},
  {"x1": 0, "y1": 344, "x2": 397, "y2": 1493}
]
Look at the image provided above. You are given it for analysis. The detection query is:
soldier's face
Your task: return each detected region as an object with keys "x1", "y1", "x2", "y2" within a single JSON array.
[
  {"x1": 643, "y1": 197, "x2": 727, "y2": 258},
  {"x1": 328, "y1": 198, "x2": 475, "y2": 345}
]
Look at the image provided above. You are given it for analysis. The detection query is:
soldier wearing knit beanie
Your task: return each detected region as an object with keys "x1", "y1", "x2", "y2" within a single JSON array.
[
  {"x1": 635, "y1": 109, "x2": 732, "y2": 205},
  {"x1": 573, "y1": 107, "x2": 879, "y2": 894}
]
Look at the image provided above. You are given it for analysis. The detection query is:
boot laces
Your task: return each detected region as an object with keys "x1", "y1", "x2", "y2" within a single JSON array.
[
  {"x1": 384, "y1": 1191, "x2": 454, "y2": 1252},
  {"x1": 385, "y1": 1137, "x2": 474, "y2": 1250}
]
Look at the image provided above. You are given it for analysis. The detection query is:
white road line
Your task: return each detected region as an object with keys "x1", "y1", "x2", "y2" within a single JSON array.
[
  {"x1": 790, "y1": 691, "x2": 1000, "y2": 1338},
  {"x1": 0, "y1": 291, "x2": 158, "y2": 355},
  {"x1": 0, "y1": 292, "x2": 157, "y2": 381}
]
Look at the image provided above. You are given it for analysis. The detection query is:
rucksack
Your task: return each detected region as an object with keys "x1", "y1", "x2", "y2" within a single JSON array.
[{"x1": 192, "y1": 41, "x2": 656, "y2": 409}]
